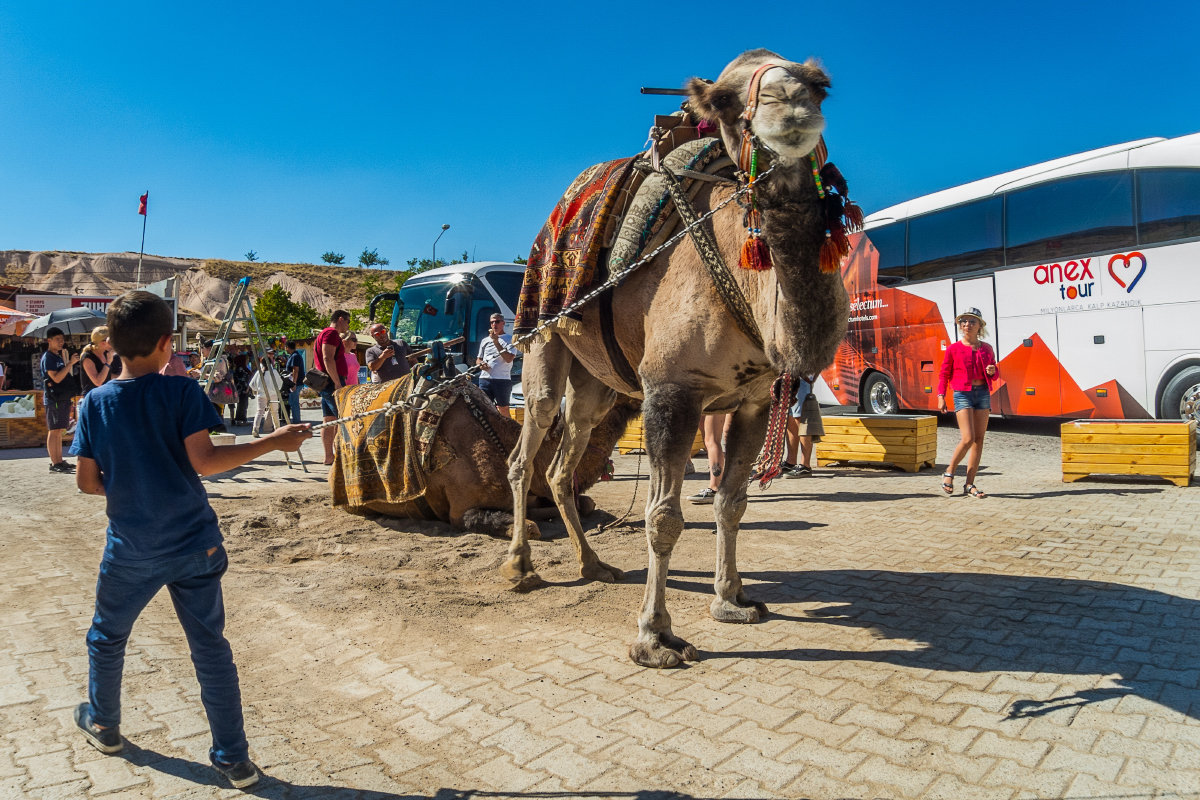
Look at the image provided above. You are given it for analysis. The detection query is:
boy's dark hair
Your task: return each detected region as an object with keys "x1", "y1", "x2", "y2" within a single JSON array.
[
  {"x1": 106, "y1": 291, "x2": 173, "y2": 359},
  {"x1": 45, "y1": 326, "x2": 64, "y2": 339},
  {"x1": 286, "y1": 341, "x2": 297, "y2": 351},
  {"x1": 331, "y1": 309, "x2": 350, "y2": 324}
]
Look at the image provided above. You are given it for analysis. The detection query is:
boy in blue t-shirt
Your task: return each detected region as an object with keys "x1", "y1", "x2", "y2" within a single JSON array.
[{"x1": 69, "y1": 291, "x2": 311, "y2": 789}]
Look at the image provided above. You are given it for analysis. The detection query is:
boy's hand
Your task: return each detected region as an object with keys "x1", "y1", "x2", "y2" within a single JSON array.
[{"x1": 268, "y1": 423, "x2": 313, "y2": 452}]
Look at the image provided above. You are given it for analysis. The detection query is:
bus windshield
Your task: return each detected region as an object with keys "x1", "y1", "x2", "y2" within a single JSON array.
[{"x1": 395, "y1": 280, "x2": 466, "y2": 344}]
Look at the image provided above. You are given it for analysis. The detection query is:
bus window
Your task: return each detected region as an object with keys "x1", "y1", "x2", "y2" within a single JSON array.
[
  {"x1": 907, "y1": 196, "x2": 1003, "y2": 281},
  {"x1": 1138, "y1": 168, "x2": 1200, "y2": 245},
  {"x1": 483, "y1": 270, "x2": 525, "y2": 313},
  {"x1": 867, "y1": 221, "x2": 907, "y2": 282},
  {"x1": 1006, "y1": 172, "x2": 1134, "y2": 265}
]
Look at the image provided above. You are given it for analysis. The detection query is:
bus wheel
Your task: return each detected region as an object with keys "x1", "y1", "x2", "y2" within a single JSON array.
[
  {"x1": 863, "y1": 372, "x2": 899, "y2": 415},
  {"x1": 1160, "y1": 366, "x2": 1200, "y2": 423}
]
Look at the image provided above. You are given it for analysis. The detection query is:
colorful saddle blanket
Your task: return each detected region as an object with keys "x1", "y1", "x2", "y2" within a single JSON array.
[
  {"x1": 328, "y1": 375, "x2": 463, "y2": 517},
  {"x1": 513, "y1": 156, "x2": 637, "y2": 339}
]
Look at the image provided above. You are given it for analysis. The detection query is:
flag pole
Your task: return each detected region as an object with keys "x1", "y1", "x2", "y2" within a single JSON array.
[{"x1": 136, "y1": 191, "x2": 148, "y2": 288}]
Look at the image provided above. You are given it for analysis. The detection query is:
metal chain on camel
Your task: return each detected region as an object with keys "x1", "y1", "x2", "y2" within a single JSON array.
[{"x1": 310, "y1": 163, "x2": 777, "y2": 433}]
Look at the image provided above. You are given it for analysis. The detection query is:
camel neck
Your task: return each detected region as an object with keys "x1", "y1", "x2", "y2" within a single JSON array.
[{"x1": 742, "y1": 172, "x2": 849, "y2": 377}]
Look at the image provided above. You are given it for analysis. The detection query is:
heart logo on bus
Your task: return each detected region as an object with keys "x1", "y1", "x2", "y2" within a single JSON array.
[{"x1": 1107, "y1": 252, "x2": 1146, "y2": 293}]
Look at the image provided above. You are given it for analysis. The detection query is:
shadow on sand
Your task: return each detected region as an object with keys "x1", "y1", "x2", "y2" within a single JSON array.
[{"x1": 118, "y1": 742, "x2": 780, "y2": 799}]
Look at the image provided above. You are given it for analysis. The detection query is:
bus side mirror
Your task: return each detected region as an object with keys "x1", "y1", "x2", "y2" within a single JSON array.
[{"x1": 444, "y1": 282, "x2": 475, "y2": 317}]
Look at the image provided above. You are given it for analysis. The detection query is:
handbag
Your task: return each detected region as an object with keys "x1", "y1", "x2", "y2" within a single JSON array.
[
  {"x1": 206, "y1": 377, "x2": 237, "y2": 404},
  {"x1": 304, "y1": 368, "x2": 332, "y2": 393}
]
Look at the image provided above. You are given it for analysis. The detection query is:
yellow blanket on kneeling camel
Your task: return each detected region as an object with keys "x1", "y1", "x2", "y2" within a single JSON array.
[{"x1": 328, "y1": 375, "x2": 463, "y2": 518}]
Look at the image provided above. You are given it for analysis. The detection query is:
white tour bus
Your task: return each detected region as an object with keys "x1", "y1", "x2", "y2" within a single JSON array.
[
  {"x1": 824, "y1": 131, "x2": 1200, "y2": 423},
  {"x1": 371, "y1": 261, "x2": 526, "y2": 375}
]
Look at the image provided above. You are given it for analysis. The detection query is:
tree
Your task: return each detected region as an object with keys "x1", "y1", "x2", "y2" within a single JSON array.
[
  {"x1": 358, "y1": 248, "x2": 390, "y2": 269},
  {"x1": 321, "y1": 251, "x2": 345, "y2": 265},
  {"x1": 253, "y1": 284, "x2": 323, "y2": 341},
  {"x1": 245, "y1": 250, "x2": 258, "y2": 262},
  {"x1": 404, "y1": 250, "x2": 467, "y2": 273},
  {"x1": 349, "y1": 269, "x2": 412, "y2": 331},
  {"x1": 513, "y1": 255, "x2": 528, "y2": 264}
]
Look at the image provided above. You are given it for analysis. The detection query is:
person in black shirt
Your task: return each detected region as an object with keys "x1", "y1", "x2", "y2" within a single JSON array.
[
  {"x1": 80, "y1": 327, "x2": 120, "y2": 398},
  {"x1": 41, "y1": 326, "x2": 80, "y2": 473}
]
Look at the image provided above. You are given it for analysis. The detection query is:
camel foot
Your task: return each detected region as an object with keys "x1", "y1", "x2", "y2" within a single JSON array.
[
  {"x1": 576, "y1": 495, "x2": 596, "y2": 516},
  {"x1": 500, "y1": 556, "x2": 544, "y2": 593},
  {"x1": 628, "y1": 632, "x2": 699, "y2": 668},
  {"x1": 710, "y1": 594, "x2": 768, "y2": 624},
  {"x1": 580, "y1": 560, "x2": 623, "y2": 583},
  {"x1": 525, "y1": 520, "x2": 542, "y2": 541}
]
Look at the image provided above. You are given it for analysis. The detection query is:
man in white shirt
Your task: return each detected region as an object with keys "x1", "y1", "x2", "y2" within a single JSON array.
[{"x1": 475, "y1": 313, "x2": 517, "y2": 418}]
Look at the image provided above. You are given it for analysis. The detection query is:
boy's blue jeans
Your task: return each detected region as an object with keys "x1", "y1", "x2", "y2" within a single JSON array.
[{"x1": 87, "y1": 545, "x2": 248, "y2": 764}]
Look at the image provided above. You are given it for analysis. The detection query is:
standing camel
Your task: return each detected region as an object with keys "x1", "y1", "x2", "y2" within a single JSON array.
[{"x1": 507, "y1": 49, "x2": 850, "y2": 667}]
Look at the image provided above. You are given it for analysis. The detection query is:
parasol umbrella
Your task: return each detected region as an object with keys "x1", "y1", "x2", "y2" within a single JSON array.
[
  {"x1": 21, "y1": 307, "x2": 108, "y2": 339},
  {"x1": 0, "y1": 304, "x2": 35, "y2": 336}
]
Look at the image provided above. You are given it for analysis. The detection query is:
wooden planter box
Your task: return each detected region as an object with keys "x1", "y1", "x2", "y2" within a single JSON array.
[
  {"x1": 0, "y1": 392, "x2": 51, "y2": 449},
  {"x1": 1062, "y1": 419, "x2": 1195, "y2": 487},
  {"x1": 815, "y1": 414, "x2": 938, "y2": 473},
  {"x1": 617, "y1": 415, "x2": 705, "y2": 456}
]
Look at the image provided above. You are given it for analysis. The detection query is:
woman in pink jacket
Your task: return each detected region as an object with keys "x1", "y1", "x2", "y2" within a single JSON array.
[{"x1": 937, "y1": 308, "x2": 999, "y2": 498}]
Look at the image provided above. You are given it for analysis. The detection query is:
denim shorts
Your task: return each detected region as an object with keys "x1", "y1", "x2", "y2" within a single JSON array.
[
  {"x1": 953, "y1": 385, "x2": 991, "y2": 411},
  {"x1": 479, "y1": 378, "x2": 513, "y2": 407},
  {"x1": 319, "y1": 388, "x2": 338, "y2": 418}
]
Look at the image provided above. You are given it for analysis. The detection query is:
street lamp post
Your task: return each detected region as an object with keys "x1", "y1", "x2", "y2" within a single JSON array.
[{"x1": 432, "y1": 223, "x2": 450, "y2": 267}]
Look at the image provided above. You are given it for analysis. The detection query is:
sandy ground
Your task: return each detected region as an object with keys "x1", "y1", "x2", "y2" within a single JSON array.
[{"x1": 5, "y1": 412, "x2": 1069, "y2": 693}]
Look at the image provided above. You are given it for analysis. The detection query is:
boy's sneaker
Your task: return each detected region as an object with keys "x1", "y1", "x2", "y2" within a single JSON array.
[
  {"x1": 688, "y1": 487, "x2": 717, "y2": 504},
  {"x1": 211, "y1": 756, "x2": 260, "y2": 789},
  {"x1": 74, "y1": 703, "x2": 122, "y2": 754},
  {"x1": 784, "y1": 464, "x2": 812, "y2": 478},
  {"x1": 49, "y1": 461, "x2": 76, "y2": 474}
]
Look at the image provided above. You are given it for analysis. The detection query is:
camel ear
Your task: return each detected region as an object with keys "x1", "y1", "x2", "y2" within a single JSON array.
[
  {"x1": 686, "y1": 77, "x2": 742, "y2": 124},
  {"x1": 796, "y1": 58, "x2": 831, "y2": 102}
]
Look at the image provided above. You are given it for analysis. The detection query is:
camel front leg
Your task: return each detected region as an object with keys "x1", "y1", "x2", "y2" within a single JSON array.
[
  {"x1": 504, "y1": 335, "x2": 572, "y2": 591},
  {"x1": 629, "y1": 384, "x2": 701, "y2": 668},
  {"x1": 548, "y1": 362, "x2": 621, "y2": 583},
  {"x1": 710, "y1": 402, "x2": 770, "y2": 623}
]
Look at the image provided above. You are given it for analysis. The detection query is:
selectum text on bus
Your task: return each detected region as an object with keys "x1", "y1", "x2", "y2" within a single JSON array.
[{"x1": 824, "y1": 132, "x2": 1200, "y2": 423}]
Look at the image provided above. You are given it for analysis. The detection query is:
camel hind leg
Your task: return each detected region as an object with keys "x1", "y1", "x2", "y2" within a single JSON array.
[
  {"x1": 547, "y1": 360, "x2": 621, "y2": 583},
  {"x1": 504, "y1": 335, "x2": 572, "y2": 591},
  {"x1": 630, "y1": 383, "x2": 702, "y2": 668},
  {"x1": 710, "y1": 402, "x2": 771, "y2": 623}
]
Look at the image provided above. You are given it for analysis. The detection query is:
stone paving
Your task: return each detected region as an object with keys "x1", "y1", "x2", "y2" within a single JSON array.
[{"x1": 2, "y1": 416, "x2": 1199, "y2": 799}]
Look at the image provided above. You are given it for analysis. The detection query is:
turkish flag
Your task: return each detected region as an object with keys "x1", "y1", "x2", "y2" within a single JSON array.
[{"x1": 138, "y1": 192, "x2": 148, "y2": 215}]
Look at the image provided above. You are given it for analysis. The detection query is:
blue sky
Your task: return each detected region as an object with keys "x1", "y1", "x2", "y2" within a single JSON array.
[{"x1": 2, "y1": 1, "x2": 1197, "y2": 268}]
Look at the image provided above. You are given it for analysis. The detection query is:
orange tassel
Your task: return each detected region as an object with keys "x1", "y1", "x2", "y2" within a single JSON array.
[
  {"x1": 830, "y1": 227, "x2": 850, "y2": 256},
  {"x1": 819, "y1": 237, "x2": 841, "y2": 273},
  {"x1": 843, "y1": 201, "x2": 864, "y2": 232},
  {"x1": 740, "y1": 236, "x2": 773, "y2": 270}
]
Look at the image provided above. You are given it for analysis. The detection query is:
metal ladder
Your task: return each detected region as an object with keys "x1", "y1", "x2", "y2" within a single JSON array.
[{"x1": 198, "y1": 276, "x2": 306, "y2": 471}]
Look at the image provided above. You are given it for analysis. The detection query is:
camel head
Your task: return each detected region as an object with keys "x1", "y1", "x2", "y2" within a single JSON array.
[{"x1": 686, "y1": 49, "x2": 829, "y2": 186}]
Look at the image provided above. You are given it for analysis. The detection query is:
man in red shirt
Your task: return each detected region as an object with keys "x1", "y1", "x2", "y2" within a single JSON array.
[{"x1": 314, "y1": 310, "x2": 350, "y2": 465}]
